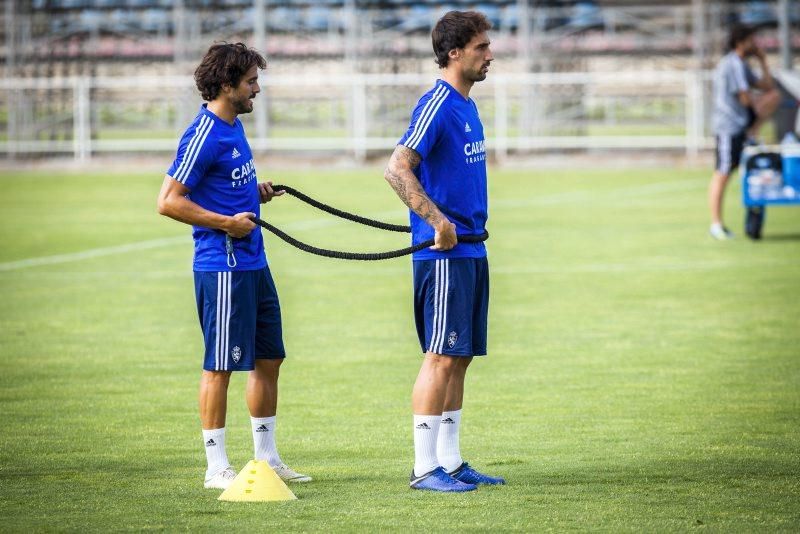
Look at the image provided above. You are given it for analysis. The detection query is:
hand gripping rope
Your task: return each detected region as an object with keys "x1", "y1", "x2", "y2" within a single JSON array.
[{"x1": 245, "y1": 184, "x2": 489, "y2": 261}]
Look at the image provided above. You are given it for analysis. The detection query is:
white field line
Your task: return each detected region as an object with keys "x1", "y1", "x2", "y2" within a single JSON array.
[
  {"x1": 0, "y1": 179, "x2": 699, "y2": 272},
  {"x1": 492, "y1": 179, "x2": 702, "y2": 208},
  {"x1": 0, "y1": 210, "x2": 406, "y2": 272},
  {"x1": 0, "y1": 236, "x2": 187, "y2": 272}
]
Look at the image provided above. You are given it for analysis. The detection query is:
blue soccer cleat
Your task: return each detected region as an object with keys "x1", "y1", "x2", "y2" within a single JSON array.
[
  {"x1": 410, "y1": 467, "x2": 477, "y2": 492},
  {"x1": 448, "y1": 462, "x2": 506, "y2": 485}
]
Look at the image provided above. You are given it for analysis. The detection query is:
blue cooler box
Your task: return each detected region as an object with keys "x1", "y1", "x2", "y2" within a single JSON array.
[
  {"x1": 742, "y1": 146, "x2": 800, "y2": 206},
  {"x1": 782, "y1": 144, "x2": 800, "y2": 189}
]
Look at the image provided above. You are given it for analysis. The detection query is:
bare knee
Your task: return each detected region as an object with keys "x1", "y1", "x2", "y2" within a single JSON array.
[
  {"x1": 425, "y1": 353, "x2": 473, "y2": 375},
  {"x1": 756, "y1": 89, "x2": 781, "y2": 115},
  {"x1": 425, "y1": 352, "x2": 459, "y2": 370},
  {"x1": 202, "y1": 370, "x2": 232, "y2": 387},
  {"x1": 712, "y1": 171, "x2": 730, "y2": 186},
  {"x1": 766, "y1": 88, "x2": 781, "y2": 105},
  {"x1": 253, "y1": 358, "x2": 283, "y2": 380}
]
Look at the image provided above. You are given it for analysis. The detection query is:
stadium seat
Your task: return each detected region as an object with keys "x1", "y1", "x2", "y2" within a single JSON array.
[
  {"x1": 78, "y1": 10, "x2": 104, "y2": 33},
  {"x1": 268, "y1": 7, "x2": 303, "y2": 33},
  {"x1": 569, "y1": 1, "x2": 604, "y2": 32},
  {"x1": 399, "y1": 5, "x2": 431, "y2": 33},
  {"x1": 128, "y1": 0, "x2": 160, "y2": 7},
  {"x1": 305, "y1": 5, "x2": 332, "y2": 32},
  {"x1": 476, "y1": 4, "x2": 502, "y2": 29},
  {"x1": 739, "y1": 1, "x2": 778, "y2": 29},
  {"x1": 108, "y1": 9, "x2": 135, "y2": 32},
  {"x1": 140, "y1": 8, "x2": 168, "y2": 33},
  {"x1": 501, "y1": 3, "x2": 519, "y2": 32}
]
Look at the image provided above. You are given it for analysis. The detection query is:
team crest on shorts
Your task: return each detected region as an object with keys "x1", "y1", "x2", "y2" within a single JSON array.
[
  {"x1": 231, "y1": 346, "x2": 242, "y2": 363},
  {"x1": 447, "y1": 331, "x2": 458, "y2": 349}
]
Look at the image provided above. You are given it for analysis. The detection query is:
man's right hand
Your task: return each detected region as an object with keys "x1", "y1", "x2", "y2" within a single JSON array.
[
  {"x1": 431, "y1": 219, "x2": 457, "y2": 251},
  {"x1": 224, "y1": 212, "x2": 256, "y2": 238}
]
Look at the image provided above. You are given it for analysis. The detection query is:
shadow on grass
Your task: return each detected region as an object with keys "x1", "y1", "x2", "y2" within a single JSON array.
[{"x1": 758, "y1": 233, "x2": 800, "y2": 242}]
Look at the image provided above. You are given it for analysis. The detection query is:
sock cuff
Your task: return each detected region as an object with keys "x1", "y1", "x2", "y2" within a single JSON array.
[
  {"x1": 251, "y1": 416, "x2": 276, "y2": 425},
  {"x1": 202, "y1": 427, "x2": 225, "y2": 439},
  {"x1": 414, "y1": 414, "x2": 442, "y2": 423}
]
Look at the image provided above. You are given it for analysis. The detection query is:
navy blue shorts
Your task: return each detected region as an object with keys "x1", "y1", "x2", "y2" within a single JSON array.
[
  {"x1": 715, "y1": 131, "x2": 747, "y2": 175},
  {"x1": 413, "y1": 257, "x2": 489, "y2": 357},
  {"x1": 194, "y1": 267, "x2": 285, "y2": 372}
]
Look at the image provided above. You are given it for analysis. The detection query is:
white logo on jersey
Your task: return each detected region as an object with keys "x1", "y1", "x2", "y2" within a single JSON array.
[
  {"x1": 464, "y1": 139, "x2": 485, "y2": 156},
  {"x1": 231, "y1": 346, "x2": 241, "y2": 363},
  {"x1": 231, "y1": 158, "x2": 255, "y2": 181},
  {"x1": 464, "y1": 122, "x2": 472, "y2": 133},
  {"x1": 231, "y1": 147, "x2": 241, "y2": 159},
  {"x1": 464, "y1": 138, "x2": 487, "y2": 164}
]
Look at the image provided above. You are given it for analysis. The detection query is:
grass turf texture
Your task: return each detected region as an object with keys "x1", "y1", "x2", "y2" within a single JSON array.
[{"x1": 0, "y1": 166, "x2": 798, "y2": 531}]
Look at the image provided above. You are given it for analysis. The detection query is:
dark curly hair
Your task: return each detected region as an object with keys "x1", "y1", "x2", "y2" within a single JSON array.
[
  {"x1": 432, "y1": 11, "x2": 492, "y2": 68},
  {"x1": 194, "y1": 42, "x2": 267, "y2": 101}
]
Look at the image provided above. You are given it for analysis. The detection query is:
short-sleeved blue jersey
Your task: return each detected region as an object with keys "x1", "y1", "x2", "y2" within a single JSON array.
[
  {"x1": 167, "y1": 105, "x2": 266, "y2": 272},
  {"x1": 398, "y1": 80, "x2": 488, "y2": 261}
]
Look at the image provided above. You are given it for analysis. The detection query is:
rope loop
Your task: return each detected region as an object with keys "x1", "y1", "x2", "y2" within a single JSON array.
[{"x1": 247, "y1": 185, "x2": 488, "y2": 261}]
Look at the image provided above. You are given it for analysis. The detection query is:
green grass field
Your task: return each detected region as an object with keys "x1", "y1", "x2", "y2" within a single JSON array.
[{"x1": 0, "y1": 165, "x2": 798, "y2": 531}]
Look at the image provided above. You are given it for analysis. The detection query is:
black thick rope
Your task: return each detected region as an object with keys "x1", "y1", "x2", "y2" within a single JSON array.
[
  {"x1": 249, "y1": 185, "x2": 488, "y2": 261},
  {"x1": 272, "y1": 184, "x2": 410, "y2": 233}
]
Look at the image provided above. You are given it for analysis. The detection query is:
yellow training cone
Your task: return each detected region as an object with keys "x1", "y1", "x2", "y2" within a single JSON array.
[{"x1": 218, "y1": 460, "x2": 297, "y2": 502}]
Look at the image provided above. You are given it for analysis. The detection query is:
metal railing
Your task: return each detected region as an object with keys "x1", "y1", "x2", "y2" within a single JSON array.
[{"x1": 0, "y1": 70, "x2": 712, "y2": 162}]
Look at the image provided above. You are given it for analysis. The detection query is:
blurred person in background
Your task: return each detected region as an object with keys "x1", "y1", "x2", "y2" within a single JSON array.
[
  {"x1": 708, "y1": 24, "x2": 780, "y2": 240},
  {"x1": 157, "y1": 42, "x2": 310, "y2": 490}
]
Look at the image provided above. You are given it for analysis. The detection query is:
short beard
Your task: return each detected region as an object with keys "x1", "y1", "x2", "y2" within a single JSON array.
[{"x1": 232, "y1": 98, "x2": 253, "y2": 115}]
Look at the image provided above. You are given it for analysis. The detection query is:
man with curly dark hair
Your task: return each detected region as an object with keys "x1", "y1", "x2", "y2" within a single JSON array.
[{"x1": 157, "y1": 42, "x2": 310, "y2": 490}]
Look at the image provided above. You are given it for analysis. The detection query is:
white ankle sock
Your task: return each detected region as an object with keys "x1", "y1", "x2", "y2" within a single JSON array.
[
  {"x1": 413, "y1": 414, "x2": 441, "y2": 477},
  {"x1": 202, "y1": 428, "x2": 230, "y2": 479},
  {"x1": 437, "y1": 409, "x2": 464, "y2": 473},
  {"x1": 251, "y1": 416, "x2": 282, "y2": 467}
]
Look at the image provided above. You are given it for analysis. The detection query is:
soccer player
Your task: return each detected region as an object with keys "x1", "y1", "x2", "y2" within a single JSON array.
[
  {"x1": 383, "y1": 11, "x2": 505, "y2": 492},
  {"x1": 157, "y1": 42, "x2": 310, "y2": 490},
  {"x1": 709, "y1": 25, "x2": 780, "y2": 240}
]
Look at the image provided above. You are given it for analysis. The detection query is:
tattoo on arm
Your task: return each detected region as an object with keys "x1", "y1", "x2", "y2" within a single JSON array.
[{"x1": 384, "y1": 145, "x2": 443, "y2": 227}]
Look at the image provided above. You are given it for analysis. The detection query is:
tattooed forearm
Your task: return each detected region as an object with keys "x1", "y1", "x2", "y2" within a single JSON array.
[{"x1": 384, "y1": 145, "x2": 444, "y2": 227}]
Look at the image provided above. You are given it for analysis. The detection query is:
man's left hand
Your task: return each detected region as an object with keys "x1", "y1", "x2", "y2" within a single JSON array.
[{"x1": 259, "y1": 181, "x2": 285, "y2": 203}]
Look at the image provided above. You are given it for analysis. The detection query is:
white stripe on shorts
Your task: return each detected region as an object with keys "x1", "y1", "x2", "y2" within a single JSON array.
[
  {"x1": 718, "y1": 133, "x2": 732, "y2": 175},
  {"x1": 215, "y1": 272, "x2": 232, "y2": 371},
  {"x1": 428, "y1": 259, "x2": 450, "y2": 354}
]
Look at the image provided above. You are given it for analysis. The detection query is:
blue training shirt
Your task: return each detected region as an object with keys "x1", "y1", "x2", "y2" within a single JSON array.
[
  {"x1": 398, "y1": 80, "x2": 488, "y2": 261},
  {"x1": 167, "y1": 104, "x2": 266, "y2": 272}
]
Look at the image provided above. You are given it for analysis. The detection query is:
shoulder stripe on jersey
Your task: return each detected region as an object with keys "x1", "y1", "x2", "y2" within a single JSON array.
[
  {"x1": 173, "y1": 115, "x2": 214, "y2": 184},
  {"x1": 404, "y1": 84, "x2": 449, "y2": 151},
  {"x1": 403, "y1": 85, "x2": 444, "y2": 152},
  {"x1": 405, "y1": 85, "x2": 448, "y2": 151},
  {"x1": 176, "y1": 115, "x2": 214, "y2": 184},
  {"x1": 408, "y1": 88, "x2": 449, "y2": 151}
]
